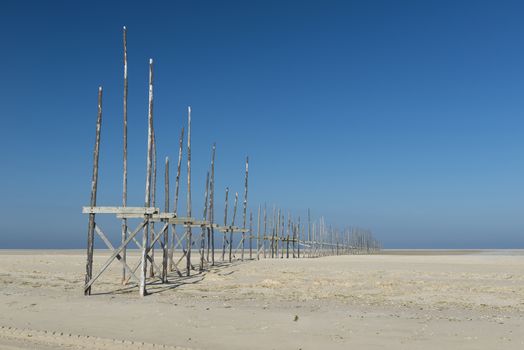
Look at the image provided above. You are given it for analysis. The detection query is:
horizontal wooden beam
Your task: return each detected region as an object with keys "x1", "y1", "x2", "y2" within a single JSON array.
[
  {"x1": 82, "y1": 206, "x2": 159, "y2": 214},
  {"x1": 116, "y1": 213, "x2": 174, "y2": 220},
  {"x1": 111, "y1": 212, "x2": 251, "y2": 232},
  {"x1": 216, "y1": 226, "x2": 249, "y2": 233}
]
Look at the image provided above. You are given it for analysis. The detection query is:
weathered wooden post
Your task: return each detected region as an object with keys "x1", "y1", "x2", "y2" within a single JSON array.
[
  {"x1": 271, "y1": 206, "x2": 276, "y2": 258},
  {"x1": 149, "y1": 131, "x2": 157, "y2": 277},
  {"x1": 291, "y1": 223, "x2": 297, "y2": 259},
  {"x1": 256, "y1": 205, "x2": 261, "y2": 260},
  {"x1": 307, "y1": 209, "x2": 311, "y2": 258},
  {"x1": 275, "y1": 209, "x2": 280, "y2": 259},
  {"x1": 263, "y1": 204, "x2": 267, "y2": 258},
  {"x1": 229, "y1": 192, "x2": 238, "y2": 262},
  {"x1": 121, "y1": 26, "x2": 128, "y2": 285},
  {"x1": 186, "y1": 106, "x2": 192, "y2": 276},
  {"x1": 286, "y1": 213, "x2": 290, "y2": 258},
  {"x1": 85, "y1": 86, "x2": 103, "y2": 296},
  {"x1": 209, "y1": 144, "x2": 216, "y2": 266},
  {"x1": 249, "y1": 211, "x2": 253, "y2": 259},
  {"x1": 271, "y1": 208, "x2": 274, "y2": 258},
  {"x1": 301, "y1": 225, "x2": 304, "y2": 258},
  {"x1": 222, "y1": 187, "x2": 229, "y2": 261},
  {"x1": 241, "y1": 157, "x2": 249, "y2": 261},
  {"x1": 169, "y1": 128, "x2": 184, "y2": 272},
  {"x1": 312, "y1": 222, "x2": 316, "y2": 257},
  {"x1": 297, "y1": 216, "x2": 301, "y2": 258},
  {"x1": 162, "y1": 156, "x2": 169, "y2": 283},
  {"x1": 140, "y1": 58, "x2": 154, "y2": 297},
  {"x1": 200, "y1": 171, "x2": 210, "y2": 271},
  {"x1": 280, "y1": 213, "x2": 285, "y2": 259},
  {"x1": 336, "y1": 236, "x2": 339, "y2": 256}
]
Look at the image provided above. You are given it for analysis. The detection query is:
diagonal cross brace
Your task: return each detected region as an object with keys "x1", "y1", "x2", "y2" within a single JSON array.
[
  {"x1": 94, "y1": 224, "x2": 139, "y2": 283},
  {"x1": 125, "y1": 223, "x2": 169, "y2": 283},
  {"x1": 84, "y1": 219, "x2": 148, "y2": 292}
]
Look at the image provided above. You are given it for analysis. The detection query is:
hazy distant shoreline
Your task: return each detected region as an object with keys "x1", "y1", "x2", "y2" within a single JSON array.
[
  {"x1": 380, "y1": 249, "x2": 524, "y2": 255},
  {"x1": 1, "y1": 248, "x2": 522, "y2": 256}
]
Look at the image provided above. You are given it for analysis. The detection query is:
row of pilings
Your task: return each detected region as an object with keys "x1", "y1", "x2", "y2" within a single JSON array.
[{"x1": 83, "y1": 27, "x2": 380, "y2": 297}]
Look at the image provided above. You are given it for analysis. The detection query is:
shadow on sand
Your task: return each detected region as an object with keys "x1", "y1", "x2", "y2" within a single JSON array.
[{"x1": 90, "y1": 259, "x2": 246, "y2": 296}]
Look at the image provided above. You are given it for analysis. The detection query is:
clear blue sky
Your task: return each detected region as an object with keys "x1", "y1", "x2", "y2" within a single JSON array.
[{"x1": 0, "y1": 0, "x2": 523, "y2": 248}]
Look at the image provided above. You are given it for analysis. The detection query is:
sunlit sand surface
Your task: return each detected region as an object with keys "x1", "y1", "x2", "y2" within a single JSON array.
[{"x1": 0, "y1": 250, "x2": 523, "y2": 349}]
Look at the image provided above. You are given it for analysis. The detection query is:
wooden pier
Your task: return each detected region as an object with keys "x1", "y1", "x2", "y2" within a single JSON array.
[{"x1": 82, "y1": 27, "x2": 380, "y2": 297}]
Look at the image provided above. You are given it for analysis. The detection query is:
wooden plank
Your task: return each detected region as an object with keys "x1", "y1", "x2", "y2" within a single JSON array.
[
  {"x1": 154, "y1": 213, "x2": 177, "y2": 219},
  {"x1": 166, "y1": 217, "x2": 208, "y2": 225},
  {"x1": 216, "y1": 226, "x2": 248, "y2": 233},
  {"x1": 116, "y1": 212, "x2": 174, "y2": 219},
  {"x1": 83, "y1": 206, "x2": 158, "y2": 214}
]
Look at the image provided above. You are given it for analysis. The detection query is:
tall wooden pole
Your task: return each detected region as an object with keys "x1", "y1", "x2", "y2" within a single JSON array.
[
  {"x1": 84, "y1": 86, "x2": 103, "y2": 296},
  {"x1": 209, "y1": 144, "x2": 216, "y2": 266},
  {"x1": 205, "y1": 150, "x2": 212, "y2": 264},
  {"x1": 222, "y1": 187, "x2": 229, "y2": 261},
  {"x1": 206, "y1": 174, "x2": 211, "y2": 263},
  {"x1": 162, "y1": 157, "x2": 169, "y2": 283},
  {"x1": 241, "y1": 157, "x2": 249, "y2": 261},
  {"x1": 271, "y1": 206, "x2": 276, "y2": 258},
  {"x1": 169, "y1": 128, "x2": 184, "y2": 271},
  {"x1": 336, "y1": 228, "x2": 339, "y2": 256},
  {"x1": 286, "y1": 213, "x2": 290, "y2": 259},
  {"x1": 291, "y1": 223, "x2": 295, "y2": 258},
  {"x1": 256, "y1": 205, "x2": 261, "y2": 260},
  {"x1": 149, "y1": 131, "x2": 157, "y2": 277},
  {"x1": 186, "y1": 106, "x2": 192, "y2": 276},
  {"x1": 249, "y1": 211, "x2": 253, "y2": 259},
  {"x1": 140, "y1": 58, "x2": 154, "y2": 297},
  {"x1": 229, "y1": 192, "x2": 238, "y2": 262},
  {"x1": 314, "y1": 221, "x2": 317, "y2": 257},
  {"x1": 275, "y1": 209, "x2": 280, "y2": 259},
  {"x1": 263, "y1": 204, "x2": 267, "y2": 258},
  {"x1": 281, "y1": 212, "x2": 285, "y2": 258},
  {"x1": 307, "y1": 209, "x2": 311, "y2": 258},
  {"x1": 121, "y1": 26, "x2": 128, "y2": 285},
  {"x1": 200, "y1": 171, "x2": 210, "y2": 271},
  {"x1": 297, "y1": 217, "x2": 301, "y2": 258}
]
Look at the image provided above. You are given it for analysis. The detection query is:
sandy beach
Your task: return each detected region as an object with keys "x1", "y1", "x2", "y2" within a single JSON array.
[{"x1": 0, "y1": 250, "x2": 523, "y2": 349}]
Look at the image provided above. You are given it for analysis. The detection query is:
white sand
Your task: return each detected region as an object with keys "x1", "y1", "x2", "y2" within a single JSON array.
[{"x1": 0, "y1": 250, "x2": 523, "y2": 349}]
